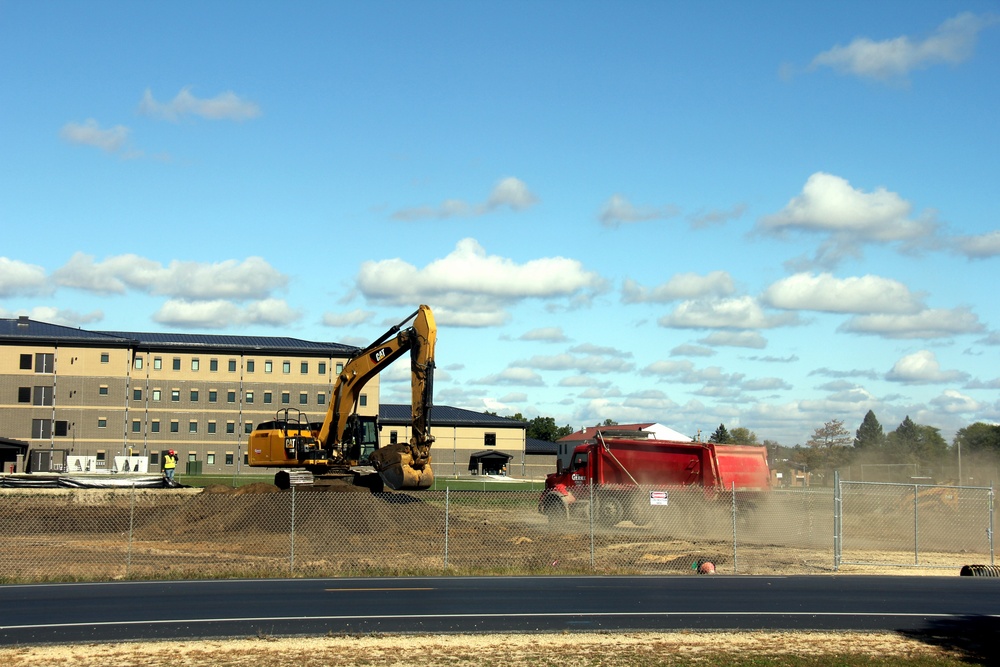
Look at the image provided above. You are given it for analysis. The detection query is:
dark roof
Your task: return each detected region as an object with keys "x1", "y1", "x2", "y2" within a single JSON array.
[
  {"x1": 525, "y1": 437, "x2": 557, "y2": 456},
  {"x1": 558, "y1": 423, "x2": 655, "y2": 443},
  {"x1": 379, "y1": 405, "x2": 527, "y2": 429},
  {"x1": 0, "y1": 317, "x2": 358, "y2": 356},
  {"x1": 469, "y1": 450, "x2": 514, "y2": 460}
]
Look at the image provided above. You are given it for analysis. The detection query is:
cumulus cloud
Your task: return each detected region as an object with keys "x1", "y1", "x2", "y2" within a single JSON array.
[
  {"x1": 762, "y1": 272, "x2": 924, "y2": 314},
  {"x1": 756, "y1": 173, "x2": 936, "y2": 267},
  {"x1": 391, "y1": 177, "x2": 538, "y2": 220},
  {"x1": 622, "y1": 271, "x2": 735, "y2": 303},
  {"x1": 471, "y1": 367, "x2": 545, "y2": 387},
  {"x1": 0, "y1": 257, "x2": 51, "y2": 297},
  {"x1": 321, "y1": 309, "x2": 376, "y2": 328},
  {"x1": 0, "y1": 306, "x2": 103, "y2": 327},
  {"x1": 930, "y1": 389, "x2": 982, "y2": 414},
  {"x1": 840, "y1": 306, "x2": 984, "y2": 339},
  {"x1": 886, "y1": 350, "x2": 969, "y2": 384},
  {"x1": 598, "y1": 194, "x2": 681, "y2": 227},
  {"x1": 698, "y1": 331, "x2": 768, "y2": 349},
  {"x1": 152, "y1": 298, "x2": 299, "y2": 329},
  {"x1": 741, "y1": 377, "x2": 793, "y2": 391},
  {"x1": 952, "y1": 230, "x2": 1000, "y2": 259},
  {"x1": 519, "y1": 327, "x2": 568, "y2": 343},
  {"x1": 514, "y1": 353, "x2": 635, "y2": 374},
  {"x1": 810, "y1": 12, "x2": 998, "y2": 81},
  {"x1": 658, "y1": 296, "x2": 801, "y2": 330},
  {"x1": 52, "y1": 253, "x2": 288, "y2": 300},
  {"x1": 688, "y1": 203, "x2": 747, "y2": 229},
  {"x1": 356, "y1": 238, "x2": 605, "y2": 326},
  {"x1": 670, "y1": 344, "x2": 716, "y2": 357},
  {"x1": 60, "y1": 119, "x2": 131, "y2": 154},
  {"x1": 139, "y1": 88, "x2": 261, "y2": 121}
]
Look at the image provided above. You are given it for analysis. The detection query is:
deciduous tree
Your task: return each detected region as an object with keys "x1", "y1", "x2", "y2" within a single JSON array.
[{"x1": 807, "y1": 419, "x2": 851, "y2": 448}]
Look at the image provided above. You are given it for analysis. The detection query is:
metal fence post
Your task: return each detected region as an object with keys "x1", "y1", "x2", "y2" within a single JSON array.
[
  {"x1": 913, "y1": 484, "x2": 919, "y2": 566},
  {"x1": 991, "y1": 482, "x2": 995, "y2": 566},
  {"x1": 444, "y1": 487, "x2": 450, "y2": 568},
  {"x1": 731, "y1": 481, "x2": 738, "y2": 574},
  {"x1": 589, "y1": 482, "x2": 595, "y2": 570},
  {"x1": 127, "y1": 483, "x2": 136, "y2": 577},
  {"x1": 833, "y1": 470, "x2": 841, "y2": 571},
  {"x1": 290, "y1": 485, "x2": 296, "y2": 574}
]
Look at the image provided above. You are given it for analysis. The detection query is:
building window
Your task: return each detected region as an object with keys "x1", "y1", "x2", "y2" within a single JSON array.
[
  {"x1": 359, "y1": 394, "x2": 367, "y2": 407},
  {"x1": 227, "y1": 390, "x2": 236, "y2": 403},
  {"x1": 18, "y1": 387, "x2": 30, "y2": 403},
  {"x1": 299, "y1": 392, "x2": 308, "y2": 405},
  {"x1": 336, "y1": 363, "x2": 344, "y2": 374},
  {"x1": 281, "y1": 392, "x2": 290, "y2": 404},
  {"x1": 209, "y1": 390, "x2": 217, "y2": 403},
  {"x1": 390, "y1": 431, "x2": 398, "y2": 444},
  {"x1": 210, "y1": 359, "x2": 218, "y2": 372},
  {"x1": 245, "y1": 422, "x2": 253, "y2": 434},
  {"x1": 265, "y1": 360, "x2": 273, "y2": 373},
  {"x1": 134, "y1": 357, "x2": 143, "y2": 370},
  {"x1": 96, "y1": 451, "x2": 106, "y2": 462},
  {"x1": 228, "y1": 359, "x2": 237, "y2": 372},
  {"x1": 133, "y1": 388, "x2": 142, "y2": 401},
  {"x1": 300, "y1": 362, "x2": 309, "y2": 374},
  {"x1": 225, "y1": 453, "x2": 234, "y2": 465},
  {"x1": 207, "y1": 453, "x2": 216, "y2": 465},
  {"x1": 188, "y1": 453, "x2": 196, "y2": 463},
  {"x1": 152, "y1": 389, "x2": 161, "y2": 401},
  {"x1": 100, "y1": 353, "x2": 109, "y2": 363},
  {"x1": 189, "y1": 421, "x2": 198, "y2": 433},
  {"x1": 172, "y1": 358, "x2": 181, "y2": 371},
  {"x1": 33, "y1": 386, "x2": 53, "y2": 406},
  {"x1": 282, "y1": 361, "x2": 291, "y2": 374},
  {"x1": 318, "y1": 362, "x2": 327, "y2": 375},
  {"x1": 34, "y1": 353, "x2": 54, "y2": 373},
  {"x1": 245, "y1": 391, "x2": 254, "y2": 404},
  {"x1": 20, "y1": 354, "x2": 32, "y2": 370},
  {"x1": 151, "y1": 420, "x2": 160, "y2": 433},
  {"x1": 264, "y1": 391, "x2": 272, "y2": 404},
  {"x1": 54, "y1": 421, "x2": 68, "y2": 437},
  {"x1": 226, "y1": 422, "x2": 235, "y2": 434},
  {"x1": 150, "y1": 452, "x2": 159, "y2": 465},
  {"x1": 170, "y1": 420, "x2": 179, "y2": 433},
  {"x1": 132, "y1": 420, "x2": 141, "y2": 433},
  {"x1": 208, "y1": 421, "x2": 217, "y2": 434},
  {"x1": 98, "y1": 418, "x2": 107, "y2": 429},
  {"x1": 190, "y1": 389, "x2": 199, "y2": 401},
  {"x1": 99, "y1": 386, "x2": 109, "y2": 396},
  {"x1": 191, "y1": 358, "x2": 200, "y2": 371},
  {"x1": 31, "y1": 419, "x2": 52, "y2": 439},
  {"x1": 171, "y1": 390, "x2": 180, "y2": 402},
  {"x1": 247, "y1": 360, "x2": 255, "y2": 373},
  {"x1": 153, "y1": 357, "x2": 162, "y2": 370},
  {"x1": 484, "y1": 433, "x2": 497, "y2": 447},
  {"x1": 317, "y1": 393, "x2": 326, "y2": 405}
]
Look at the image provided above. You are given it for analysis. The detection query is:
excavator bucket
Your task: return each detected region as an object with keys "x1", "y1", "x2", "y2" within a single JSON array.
[{"x1": 370, "y1": 443, "x2": 434, "y2": 491}]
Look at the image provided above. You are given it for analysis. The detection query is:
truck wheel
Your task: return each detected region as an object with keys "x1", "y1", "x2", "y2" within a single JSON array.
[
  {"x1": 541, "y1": 494, "x2": 568, "y2": 521},
  {"x1": 596, "y1": 496, "x2": 624, "y2": 527}
]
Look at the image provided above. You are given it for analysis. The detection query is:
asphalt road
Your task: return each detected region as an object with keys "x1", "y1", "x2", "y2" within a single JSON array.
[{"x1": 1, "y1": 575, "x2": 998, "y2": 645}]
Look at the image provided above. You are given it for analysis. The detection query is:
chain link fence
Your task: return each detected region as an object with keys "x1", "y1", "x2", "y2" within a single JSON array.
[
  {"x1": 835, "y1": 476, "x2": 995, "y2": 570},
  {"x1": 0, "y1": 480, "x2": 994, "y2": 583}
]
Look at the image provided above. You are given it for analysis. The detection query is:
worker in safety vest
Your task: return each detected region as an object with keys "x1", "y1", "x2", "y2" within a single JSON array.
[{"x1": 163, "y1": 450, "x2": 178, "y2": 484}]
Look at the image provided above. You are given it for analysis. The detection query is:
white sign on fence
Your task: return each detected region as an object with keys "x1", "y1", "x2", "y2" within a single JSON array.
[{"x1": 649, "y1": 490, "x2": 669, "y2": 506}]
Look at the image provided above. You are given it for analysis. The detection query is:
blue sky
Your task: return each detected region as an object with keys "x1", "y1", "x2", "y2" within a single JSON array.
[{"x1": 2, "y1": 1, "x2": 998, "y2": 446}]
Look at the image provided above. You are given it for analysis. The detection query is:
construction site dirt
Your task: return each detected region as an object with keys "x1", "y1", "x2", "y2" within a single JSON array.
[{"x1": 0, "y1": 483, "x2": 993, "y2": 583}]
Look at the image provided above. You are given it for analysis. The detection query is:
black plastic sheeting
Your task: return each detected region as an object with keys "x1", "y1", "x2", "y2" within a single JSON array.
[{"x1": 0, "y1": 474, "x2": 181, "y2": 489}]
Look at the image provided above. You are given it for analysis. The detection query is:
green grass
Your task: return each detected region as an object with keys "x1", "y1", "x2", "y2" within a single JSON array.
[{"x1": 175, "y1": 473, "x2": 544, "y2": 492}]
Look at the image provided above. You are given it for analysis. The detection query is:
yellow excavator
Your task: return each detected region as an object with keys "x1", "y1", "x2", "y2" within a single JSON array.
[{"x1": 248, "y1": 305, "x2": 436, "y2": 492}]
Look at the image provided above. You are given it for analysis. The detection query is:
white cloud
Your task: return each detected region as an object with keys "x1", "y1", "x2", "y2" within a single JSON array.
[
  {"x1": 756, "y1": 173, "x2": 935, "y2": 267},
  {"x1": 953, "y1": 230, "x2": 1000, "y2": 259},
  {"x1": 152, "y1": 298, "x2": 299, "y2": 329},
  {"x1": 392, "y1": 177, "x2": 538, "y2": 220},
  {"x1": 622, "y1": 271, "x2": 735, "y2": 303},
  {"x1": 810, "y1": 12, "x2": 997, "y2": 81},
  {"x1": 840, "y1": 306, "x2": 984, "y2": 339},
  {"x1": 762, "y1": 272, "x2": 924, "y2": 314},
  {"x1": 688, "y1": 203, "x2": 747, "y2": 229},
  {"x1": 321, "y1": 309, "x2": 376, "y2": 328},
  {"x1": 670, "y1": 344, "x2": 716, "y2": 357},
  {"x1": 60, "y1": 119, "x2": 131, "y2": 153},
  {"x1": 930, "y1": 389, "x2": 982, "y2": 414},
  {"x1": 356, "y1": 238, "x2": 605, "y2": 325},
  {"x1": 698, "y1": 331, "x2": 768, "y2": 349},
  {"x1": 52, "y1": 253, "x2": 288, "y2": 300},
  {"x1": 658, "y1": 296, "x2": 800, "y2": 330},
  {"x1": 886, "y1": 350, "x2": 969, "y2": 384},
  {"x1": 741, "y1": 377, "x2": 792, "y2": 391},
  {"x1": 0, "y1": 306, "x2": 103, "y2": 327},
  {"x1": 471, "y1": 367, "x2": 546, "y2": 387},
  {"x1": 519, "y1": 327, "x2": 568, "y2": 343},
  {"x1": 641, "y1": 360, "x2": 696, "y2": 377},
  {"x1": 598, "y1": 194, "x2": 680, "y2": 227},
  {"x1": 515, "y1": 353, "x2": 634, "y2": 374},
  {"x1": 0, "y1": 257, "x2": 51, "y2": 296},
  {"x1": 139, "y1": 88, "x2": 261, "y2": 121}
]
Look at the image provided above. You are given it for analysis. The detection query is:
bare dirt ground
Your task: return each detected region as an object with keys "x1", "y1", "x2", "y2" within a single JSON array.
[{"x1": 0, "y1": 631, "x2": 978, "y2": 667}]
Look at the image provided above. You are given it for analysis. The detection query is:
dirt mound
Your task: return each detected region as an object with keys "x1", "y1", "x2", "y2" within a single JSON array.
[
  {"x1": 232, "y1": 483, "x2": 280, "y2": 496},
  {"x1": 201, "y1": 485, "x2": 234, "y2": 494}
]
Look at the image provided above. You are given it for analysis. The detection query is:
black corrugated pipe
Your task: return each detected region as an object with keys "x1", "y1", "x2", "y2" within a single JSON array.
[{"x1": 960, "y1": 564, "x2": 1000, "y2": 577}]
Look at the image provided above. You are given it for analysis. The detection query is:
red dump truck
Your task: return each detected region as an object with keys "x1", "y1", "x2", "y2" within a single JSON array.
[{"x1": 539, "y1": 435, "x2": 771, "y2": 526}]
